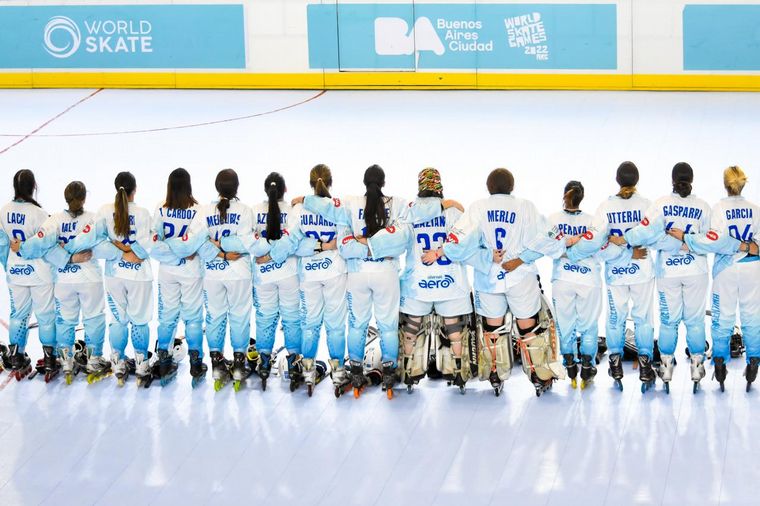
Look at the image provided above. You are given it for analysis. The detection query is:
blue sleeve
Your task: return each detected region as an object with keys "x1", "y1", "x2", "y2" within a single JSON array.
[
  {"x1": 19, "y1": 233, "x2": 57, "y2": 259},
  {"x1": 44, "y1": 245, "x2": 71, "y2": 269},
  {"x1": 402, "y1": 199, "x2": 441, "y2": 224},
  {"x1": 519, "y1": 249, "x2": 543, "y2": 264},
  {"x1": 624, "y1": 217, "x2": 665, "y2": 247},
  {"x1": 150, "y1": 240, "x2": 182, "y2": 266},
  {"x1": 166, "y1": 233, "x2": 217, "y2": 262},
  {"x1": 368, "y1": 224, "x2": 410, "y2": 259},
  {"x1": 685, "y1": 231, "x2": 741, "y2": 255},
  {"x1": 65, "y1": 219, "x2": 108, "y2": 254},
  {"x1": 92, "y1": 241, "x2": 121, "y2": 261},
  {"x1": 270, "y1": 233, "x2": 311, "y2": 264},
  {"x1": 303, "y1": 196, "x2": 352, "y2": 226},
  {"x1": 566, "y1": 231, "x2": 605, "y2": 262},
  {"x1": 338, "y1": 227, "x2": 369, "y2": 259},
  {"x1": 0, "y1": 230, "x2": 9, "y2": 269},
  {"x1": 463, "y1": 247, "x2": 494, "y2": 275},
  {"x1": 596, "y1": 242, "x2": 632, "y2": 265}
]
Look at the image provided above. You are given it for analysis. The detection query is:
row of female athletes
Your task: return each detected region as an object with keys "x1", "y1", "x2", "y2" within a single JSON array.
[{"x1": 0, "y1": 161, "x2": 758, "y2": 397}]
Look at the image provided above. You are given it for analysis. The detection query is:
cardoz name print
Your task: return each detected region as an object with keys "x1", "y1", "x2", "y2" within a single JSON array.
[
  {"x1": 307, "y1": 3, "x2": 617, "y2": 70},
  {"x1": 0, "y1": 5, "x2": 245, "y2": 69}
]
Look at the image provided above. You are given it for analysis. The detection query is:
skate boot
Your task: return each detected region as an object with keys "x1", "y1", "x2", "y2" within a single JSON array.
[
  {"x1": 382, "y1": 361, "x2": 398, "y2": 400},
  {"x1": 287, "y1": 353, "x2": 304, "y2": 392},
  {"x1": 608, "y1": 353, "x2": 624, "y2": 391},
  {"x1": 189, "y1": 350, "x2": 208, "y2": 388},
  {"x1": 9, "y1": 345, "x2": 32, "y2": 382},
  {"x1": 134, "y1": 352, "x2": 153, "y2": 388},
  {"x1": 257, "y1": 352, "x2": 272, "y2": 391},
  {"x1": 658, "y1": 354, "x2": 675, "y2": 394},
  {"x1": 246, "y1": 338, "x2": 259, "y2": 372},
  {"x1": 744, "y1": 357, "x2": 759, "y2": 393},
  {"x1": 330, "y1": 359, "x2": 351, "y2": 398},
  {"x1": 231, "y1": 351, "x2": 251, "y2": 392},
  {"x1": 639, "y1": 355, "x2": 656, "y2": 393},
  {"x1": 42, "y1": 345, "x2": 60, "y2": 383},
  {"x1": 86, "y1": 354, "x2": 112, "y2": 384},
  {"x1": 690, "y1": 353, "x2": 706, "y2": 393},
  {"x1": 452, "y1": 357, "x2": 467, "y2": 395},
  {"x1": 349, "y1": 359, "x2": 368, "y2": 398},
  {"x1": 580, "y1": 354, "x2": 597, "y2": 389},
  {"x1": 564, "y1": 353, "x2": 579, "y2": 389},
  {"x1": 59, "y1": 346, "x2": 75, "y2": 385},
  {"x1": 156, "y1": 348, "x2": 178, "y2": 387},
  {"x1": 211, "y1": 351, "x2": 232, "y2": 392},
  {"x1": 713, "y1": 357, "x2": 728, "y2": 392},
  {"x1": 111, "y1": 352, "x2": 128, "y2": 386},
  {"x1": 301, "y1": 358, "x2": 317, "y2": 397},
  {"x1": 0, "y1": 343, "x2": 10, "y2": 373},
  {"x1": 73, "y1": 341, "x2": 89, "y2": 372}
]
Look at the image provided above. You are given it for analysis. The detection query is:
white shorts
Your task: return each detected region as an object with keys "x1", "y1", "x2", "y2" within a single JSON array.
[
  {"x1": 474, "y1": 276, "x2": 541, "y2": 319},
  {"x1": 400, "y1": 295, "x2": 472, "y2": 318}
]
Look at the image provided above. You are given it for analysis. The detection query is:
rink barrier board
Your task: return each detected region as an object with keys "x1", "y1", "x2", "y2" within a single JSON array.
[{"x1": 3, "y1": 72, "x2": 760, "y2": 91}]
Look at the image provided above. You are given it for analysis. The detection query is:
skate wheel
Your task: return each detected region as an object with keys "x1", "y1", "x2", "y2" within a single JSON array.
[
  {"x1": 407, "y1": 385, "x2": 413, "y2": 394},
  {"x1": 214, "y1": 379, "x2": 224, "y2": 392},
  {"x1": 535, "y1": 389, "x2": 542, "y2": 398},
  {"x1": 615, "y1": 380, "x2": 623, "y2": 392},
  {"x1": 353, "y1": 387, "x2": 361, "y2": 399},
  {"x1": 664, "y1": 382, "x2": 670, "y2": 395},
  {"x1": 459, "y1": 386, "x2": 465, "y2": 395},
  {"x1": 191, "y1": 376, "x2": 205, "y2": 389},
  {"x1": 693, "y1": 382, "x2": 699, "y2": 394},
  {"x1": 581, "y1": 380, "x2": 588, "y2": 390},
  {"x1": 570, "y1": 378, "x2": 577, "y2": 389},
  {"x1": 65, "y1": 374, "x2": 73, "y2": 385},
  {"x1": 261, "y1": 378, "x2": 267, "y2": 391},
  {"x1": 747, "y1": 382, "x2": 752, "y2": 393},
  {"x1": 117, "y1": 378, "x2": 125, "y2": 387},
  {"x1": 720, "y1": 382, "x2": 725, "y2": 393},
  {"x1": 387, "y1": 388, "x2": 394, "y2": 400},
  {"x1": 289, "y1": 381, "x2": 297, "y2": 393},
  {"x1": 307, "y1": 384, "x2": 314, "y2": 397},
  {"x1": 233, "y1": 381, "x2": 242, "y2": 393},
  {"x1": 494, "y1": 388, "x2": 500, "y2": 397}
]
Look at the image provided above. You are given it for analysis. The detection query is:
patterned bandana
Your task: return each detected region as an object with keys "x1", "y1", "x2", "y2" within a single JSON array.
[{"x1": 418, "y1": 167, "x2": 443, "y2": 194}]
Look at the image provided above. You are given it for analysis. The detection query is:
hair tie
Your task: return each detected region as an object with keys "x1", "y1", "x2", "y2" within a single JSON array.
[
  {"x1": 317, "y1": 178, "x2": 322, "y2": 182},
  {"x1": 220, "y1": 196, "x2": 228, "y2": 201},
  {"x1": 269, "y1": 181, "x2": 276, "y2": 187},
  {"x1": 118, "y1": 186, "x2": 125, "y2": 191}
]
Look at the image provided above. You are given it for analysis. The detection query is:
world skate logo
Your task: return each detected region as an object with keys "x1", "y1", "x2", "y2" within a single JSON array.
[
  {"x1": 9, "y1": 264, "x2": 35, "y2": 276},
  {"x1": 58, "y1": 264, "x2": 82, "y2": 274},
  {"x1": 419, "y1": 274, "x2": 454, "y2": 289},
  {"x1": 563, "y1": 263, "x2": 591, "y2": 274},
  {"x1": 665, "y1": 254, "x2": 695, "y2": 267},
  {"x1": 305, "y1": 258, "x2": 332, "y2": 271},
  {"x1": 611, "y1": 264, "x2": 640, "y2": 276},
  {"x1": 375, "y1": 17, "x2": 445, "y2": 63},
  {"x1": 259, "y1": 261, "x2": 285, "y2": 274},
  {"x1": 43, "y1": 16, "x2": 81, "y2": 58},
  {"x1": 117, "y1": 259, "x2": 142, "y2": 270},
  {"x1": 206, "y1": 260, "x2": 229, "y2": 271}
]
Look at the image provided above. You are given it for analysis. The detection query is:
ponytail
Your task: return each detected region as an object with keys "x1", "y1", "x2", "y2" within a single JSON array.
[
  {"x1": 64, "y1": 181, "x2": 87, "y2": 218},
  {"x1": 672, "y1": 162, "x2": 694, "y2": 198},
  {"x1": 113, "y1": 172, "x2": 136, "y2": 238},
  {"x1": 310, "y1": 164, "x2": 332, "y2": 198},
  {"x1": 615, "y1": 161, "x2": 639, "y2": 200},
  {"x1": 724, "y1": 165, "x2": 747, "y2": 196},
  {"x1": 215, "y1": 169, "x2": 239, "y2": 224},
  {"x1": 264, "y1": 172, "x2": 286, "y2": 241},
  {"x1": 12, "y1": 169, "x2": 41, "y2": 208},
  {"x1": 363, "y1": 164, "x2": 387, "y2": 237},
  {"x1": 563, "y1": 180, "x2": 584, "y2": 210}
]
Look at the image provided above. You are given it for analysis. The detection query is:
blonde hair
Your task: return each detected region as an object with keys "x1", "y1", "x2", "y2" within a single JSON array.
[{"x1": 724, "y1": 166, "x2": 747, "y2": 196}]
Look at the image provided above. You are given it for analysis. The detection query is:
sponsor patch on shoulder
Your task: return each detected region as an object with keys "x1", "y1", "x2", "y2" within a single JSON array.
[
  {"x1": 582, "y1": 230, "x2": 594, "y2": 240},
  {"x1": 707, "y1": 230, "x2": 719, "y2": 241},
  {"x1": 333, "y1": 198, "x2": 341, "y2": 208},
  {"x1": 641, "y1": 217, "x2": 650, "y2": 226},
  {"x1": 342, "y1": 235, "x2": 354, "y2": 245}
]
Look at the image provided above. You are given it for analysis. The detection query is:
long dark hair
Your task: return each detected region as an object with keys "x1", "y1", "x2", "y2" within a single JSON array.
[
  {"x1": 13, "y1": 169, "x2": 41, "y2": 208},
  {"x1": 616, "y1": 161, "x2": 639, "y2": 199},
  {"x1": 215, "y1": 169, "x2": 239, "y2": 224},
  {"x1": 113, "y1": 172, "x2": 136, "y2": 238},
  {"x1": 264, "y1": 172, "x2": 286, "y2": 241},
  {"x1": 65, "y1": 181, "x2": 86, "y2": 217},
  {"x1": 164, "y1": 168, "x2": 197, "y2": 210},
  {"x1": 563, "y1": 180, "x2": 584, "y2": 209},
  {"x1": 363, "y1": 164, "x2": 387, "y2": 237},
  {"x1": 310, "y1": 164, "x2": 332, "y2": 198},
  {"x1": 672, "y1": 162, "x2": 693, "y2": 198}
]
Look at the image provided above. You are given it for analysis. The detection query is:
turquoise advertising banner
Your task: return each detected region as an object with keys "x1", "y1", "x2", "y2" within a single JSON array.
[
  {"x1": 684, "y1": 5, "x2": 760, "y2": 71},
  {"x1": 0, "y1": 4, "x2": 246, "y2": 69}
]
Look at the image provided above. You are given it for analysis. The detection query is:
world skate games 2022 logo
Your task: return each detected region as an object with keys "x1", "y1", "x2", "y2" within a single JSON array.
[
  {"x1": 307, "y1": 3, "x2": 617, "y2": 70},
  {"x1": 0, "y1": 5, "x2": 245, "y2": 69}
]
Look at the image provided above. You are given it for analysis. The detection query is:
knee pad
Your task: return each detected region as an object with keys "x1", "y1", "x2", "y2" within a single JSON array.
[
  {"x1": 477, "y1": 316, "x2": 512, "y2": 382},
  {"x1": 398, "y1": 313, "x2": 429, "y2": 382},
  {"x1": 515, "y1": 298, "x2": 564, "y2": 382}
]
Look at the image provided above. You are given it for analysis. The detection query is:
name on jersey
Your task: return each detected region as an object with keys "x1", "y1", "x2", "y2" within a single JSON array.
[
  {"x1": 486, "y1": 210, "x2": 516, "y2": 224},
  {"x1": 557, "y1": 223, "x2": 587, "y2": 236},
  {"x1": 413, "y1": 216, "x2": 446, "y2": 229},
  {"x1": 606, "y1": 210, "x2": 642, "y2": 224},
  {"x1": 257, "y1": 212, "x2": 287, "y2": 225},
  {"x1": 207, "y1": 213, "x2": 240, "y2": 227},
  {"x1": 358, "y1": 208, "x2": 390, "y2": 219},
  {"x1": 163, "y1": 208, "x2": 196, "y2": 220},
  {"x1": 60, "y1": 221, "x2": 78, "y2": 233},
  {"x1": 663, "y1": 205, "x2": 702, "y2": 220},
  {"x1": 6, "y1": 212, "x2": 25, "y2": 225},
  {"x1": 726, "y1": 208, "x2": 753, "y2": 220},
  {"x1": 301, "y1": 214, "x2": 334, "y2": 227}
]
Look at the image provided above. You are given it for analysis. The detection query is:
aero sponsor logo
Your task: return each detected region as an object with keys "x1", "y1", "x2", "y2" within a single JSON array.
[
  {"x1": 43, "y1": 16, "x2": 81, "y2": 58},
  {"x1": 375, "y1": 17, "x2": 444, "y2": 60}
]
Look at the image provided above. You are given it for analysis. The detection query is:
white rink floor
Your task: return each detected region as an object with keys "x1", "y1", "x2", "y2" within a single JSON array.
[{"x1": 1, "y1": 89, "x2": 760, "y2": 506}]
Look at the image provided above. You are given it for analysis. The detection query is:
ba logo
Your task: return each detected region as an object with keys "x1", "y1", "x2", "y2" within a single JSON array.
[
  {"x1": 260, "y1": 261, "x2": 285, "y2": 274},
  {"x1": 9, "y1": 265, "x2": 35, "y2": 276},
  {"x1": 375, "y1": 17, "x2": 445, "y2": 59},
  {"x1": 563, "y1": 263, "x2": 591, "y2": 274},
  {"x1": 418, "y1": 274, "x2": 455, "y2": 289},
  {"x1": 44, "y1": 16, "x2": 81, "y2": 59},
  {"x1": 707, "y1": 230, "x2": 719, "y2": 241},
  {"x1": 666, "y1": 254, "x2": 695, "y2": 267},
  {"x1": 611, "y1": 264, "x2": 640, "y2": 276},
  {"x1": 305, "y1": 258, "x2": 332, "y2": 271}
]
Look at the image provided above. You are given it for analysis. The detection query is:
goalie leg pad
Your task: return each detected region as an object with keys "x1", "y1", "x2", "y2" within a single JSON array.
[
  {"x1": 477, "y1": 318, "x2": 512, "y2": 382},
  {"x1": 398, "y1": 313, "x2": 429, "y2": 383},
  {"x1": 437, "y1": 315, "x2": 472, "y2": 381},
  {"x1": 516, "y1": 298, "x2": 565, "y2": 381}
]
